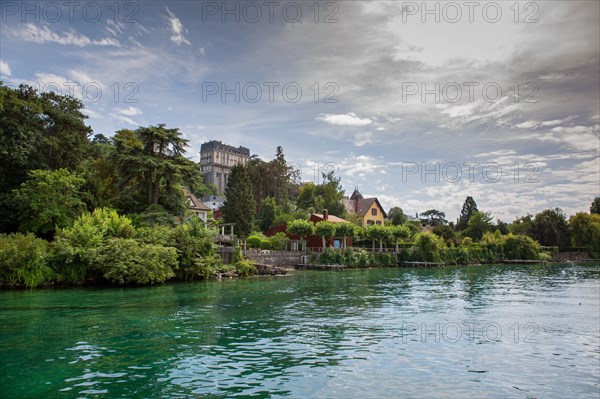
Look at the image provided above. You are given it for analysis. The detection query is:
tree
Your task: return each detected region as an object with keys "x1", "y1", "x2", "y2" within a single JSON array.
[
  {"x1": 388, "y1": 207, "x2": 408, "y2": 225},
  {"x1": 531, "y1": 208, "x2": 570, "y2": 250},
  {"x1": 365, "y1": 224, "x2": 390, "y2": 251},
  {"x1": 113, "y1": 125, "x2": 203, "y2": 216},
  {"x1": 464, "y1": 211, "x2": 493, "y2": 241},
  {"x1": 390, "y1": 225, "x2": 411, "y2": 252},
  {"x1": 569, "y1": 213, "x2": 600, "y2": 256},
  {"x1": 335, "y1": 222, "x2": 356, "y2": 249},
  {"x1": 295, "y1": 171, "x2": 346, "y2": 216},
  {"x1": 420, "y1": 209, "x2": 448, "y2": 226},
  {"x1": 0, "y1": 83, "x2": 92, "y2": 232},
  {"x1": 222, "y1": 164, "x2": 255, "y2": 237},
  {"x1": 432, "y1": 224, "x2": 456, "y2": 244},
  {"x1": 456, "y1": 196, "x2": 478, "y2": 231},
  {"x1": 314, "y1": 221, "x2": 336, "y2": 249},
  {"x1": 257, "y1": 197, "x2": 280, "y2": 231},
  {"x1": 591, "y1": 197, "x2": 600, "y2": 214},
  {"x1": 12, "y1": 169, "x2": 87, "y2": 236},
  {"x1": 287, "y1": 219, "x2": 314, "y2": 252},
  {"x1": 509, "y1": 214, "x2": 534, "y2": 236}
]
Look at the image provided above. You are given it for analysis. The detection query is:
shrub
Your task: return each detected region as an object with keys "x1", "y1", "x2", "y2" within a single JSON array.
[
  {"x1": 231, "y1": 245, "x2": 257, "y2": 277},
  {"x1": 259, "y1": 239, "x2": 271, "y2": 250},
  {"x1": 246, "y1": 234, "x2": 264, "y2": 249},
  {"x1": 94, "y1": 238, "x2": 177, "y2": 284},
  {"x1": 503, "y1": 234, "x2": 540, "y2": 260},
  {"x1": 269, "y1": 232, "x2": 290, "y2": 251},
  {"x1": 0, "y1": 233, "x2": 52, "y2": 287},
  {"x1": 171, "y1": 217, "x2": 220, "y2": 280}
]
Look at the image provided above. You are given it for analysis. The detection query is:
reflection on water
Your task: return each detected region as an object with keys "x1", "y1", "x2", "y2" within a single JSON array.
[{"x1": 1, "y1": 263, "x2": 599, "y2": 398}]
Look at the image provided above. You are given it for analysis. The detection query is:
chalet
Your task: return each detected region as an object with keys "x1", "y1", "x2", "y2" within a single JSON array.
[
  {"x1": 342, "y1": 188, "x2": 387, "y2": 227},
  {"x1": 183, "y1": 187, "x2": 211, "y2": 223}
]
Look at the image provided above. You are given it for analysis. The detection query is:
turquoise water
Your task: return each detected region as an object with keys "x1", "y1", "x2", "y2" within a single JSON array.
[{"x1": 1, "y1": 263, "x2": 599, "y2": 398}]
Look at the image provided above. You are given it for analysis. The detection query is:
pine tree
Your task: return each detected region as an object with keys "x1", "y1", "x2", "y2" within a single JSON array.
[
  {"x1": 222, "y1": 164, "x2": 256, "y2": 237},
  {"x1": 457, "y1": 196, "x2": 478, "y2": 231}
]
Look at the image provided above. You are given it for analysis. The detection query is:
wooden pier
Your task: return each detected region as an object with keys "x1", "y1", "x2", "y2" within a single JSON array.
[
  {"x1": 399, "y1": 261, "x2": 445, "y2": 268},
  {"x1": 295, "y1": 264, "x2": 346, "y2": 271}
]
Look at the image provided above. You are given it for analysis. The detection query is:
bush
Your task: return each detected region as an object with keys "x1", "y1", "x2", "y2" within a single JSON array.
[
  {"x1": 171, "y1": 217, "x2": 221, "y2": 280},
  {"x1": 50, "y1": 208, "x2": 135, "y2": 283},
  {"x1": 94, "y1": 238, "x2": 177, "y2": 284},
  {"x1": 269, "y1": 232, "x2": 290, "y2": 251},
  {"x1": 246, "y1": 234, "x2": 264, "y2": 249},
  {"x1": 0, "y1": 233, "x2": 52, "y2": 287},
  {"x1": 231, "y1": 245, "x2": 257, "y2": 277},
  {"x1": 504, "y1": 234, "x2": 540, "y2": 260}
]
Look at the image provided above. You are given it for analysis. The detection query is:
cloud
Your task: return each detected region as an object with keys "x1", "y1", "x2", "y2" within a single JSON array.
[
  {"x1": 17, "y1": 24, "x2": 119, "y2": 47},
  {"x1": 354, "y1": 131, "x2": 374, "y2": 147},
  {"x1": 116, "y1": 106, "x2": 142, "y2": 117},
  {"x1": 317, "y1": 113, "x2": 373, "y2": 126},
  {"x1": 0, "y1": 60, "x2": 11, "y2": 76},
  {"x1": 165, "y1": 7, "x2": 191, "y2": 45}
]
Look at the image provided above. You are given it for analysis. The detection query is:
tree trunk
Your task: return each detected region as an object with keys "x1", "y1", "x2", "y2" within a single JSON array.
[{"x1": 322, "y1": 237, "x2": 326, "y2": 250}]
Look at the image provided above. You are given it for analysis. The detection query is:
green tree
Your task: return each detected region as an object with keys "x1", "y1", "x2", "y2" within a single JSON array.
[
  {"x1": 113, "y1": 125, "x2": 203, "y2": 216},
  {"x1": 0, "y1": 83, "x2": 92, "y2": 232},
  {"x1": 433, "y1": 224, "x2": 456, "y2": 244},
  {"x1": 509, "y1": 214, "x2": 534, "y2": 236},
  {"x1": 464, "y1": 211, "x2": 493, "y2": 241},
  {"x1": 315, "y1": 221, "x2": 336, "y2": 249},
  {"x1": 335, "y1": 222, "x2": 357, "y2": 249},
  {"x1": 390, "y1": 225, "x2": 411, "y2": 253},
  {"x1": 222, "y1": 164, "x2": 256, "y2": 237},
  {"x1": 591, "y1": 197, "x2": 600, "y2": 214},
  {"x1": 257, "y1": 197, "x2": 280, "y2": 231},
  {"x1": 12, "y1": 169, "x2": 87, "y2": 236},
  {"x1": 295, "y1": 171, "x2": 346, "y2": 216},
  {"x1": 388, "y1": 207, "x2": 408, "y2": 225},
  {"x1": 456, "y1": 196, "x2": 478, "y2": 231},
  {"x1": 569, "y1": 213, "x2": 600, "y2": 257},
  {"x1": 365, "y1": 224, "x2": 390, "y2": 251},
  {"x1": 531, "y1": 208, "x2": 570, "y2": 250},
  {"x1": 287, "y1": 219, "x2": 314, "y2": 251},
  {"x1": 420, "y1": 209, "x2": 448, "y2": 226}
]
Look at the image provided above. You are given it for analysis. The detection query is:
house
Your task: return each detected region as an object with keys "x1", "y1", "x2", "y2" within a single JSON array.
[
  {"x1": 202, "y1": 195, "x2": 226, "y2": 211},
  {"x1": 199, "y1": 140, "x2": 250, "y2": 194},
  {"x1": 264, "y1": 210, "x2": 352, "y2": 250},
  {"x1": 183, "y1": 187, "x2": 211, "y2": 223},
  {"x1": 342, "y1": 188, "x2": 387, "y2": 227}
]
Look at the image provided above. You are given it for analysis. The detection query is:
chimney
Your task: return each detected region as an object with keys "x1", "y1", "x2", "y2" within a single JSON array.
[{"x1": 323, "y1": 209, "x2": 329, "y2": 220}]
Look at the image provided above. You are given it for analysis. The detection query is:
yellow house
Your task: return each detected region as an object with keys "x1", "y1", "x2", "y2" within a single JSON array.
[{"x1": 342, "y1": 189, "x2": 387, "y2": 227}]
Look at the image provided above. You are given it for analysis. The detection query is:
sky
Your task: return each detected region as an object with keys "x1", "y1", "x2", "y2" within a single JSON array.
[{"x1": 1, "y1": 0, "x2": 599, "y2": 222}]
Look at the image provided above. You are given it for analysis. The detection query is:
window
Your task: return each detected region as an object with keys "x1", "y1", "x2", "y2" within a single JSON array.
[
  {"x1": 376, "y1": 221, "x2": 382, "y2": 225},
  {"x1": 371, "y1": 208, "x2": 378, "y2": 216},
  {"x1": 367, "y1": 220, "x2": 374, "y2": 225}
]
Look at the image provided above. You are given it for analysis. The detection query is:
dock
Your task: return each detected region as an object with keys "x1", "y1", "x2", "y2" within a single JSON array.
[
  {"x1": 399, "y1": 261, "x2": 445, "y2": 268},
  {"x1": 295, "y1": 264, "x2": 346, "y2": 271}
]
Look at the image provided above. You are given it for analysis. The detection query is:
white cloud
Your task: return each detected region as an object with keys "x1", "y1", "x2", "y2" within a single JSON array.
[
  {"x1": 116, "y1": 106, "x2": 142, "y2": 117},
  {"x1": 317, "y1": 113, "x2": 373, "y2": 126},
  {"x1": 165, "y1": 7, "x2": 191, "y2": 45},
  {"x1": 17, "y1": 24, "x2": 119, "y2": 47},
  {"x1": 0, "y1": 60, "x2": 11, "y2": 76},
  {"x1": 354, "y1": 131, "x2": 374, "y2": 147}
]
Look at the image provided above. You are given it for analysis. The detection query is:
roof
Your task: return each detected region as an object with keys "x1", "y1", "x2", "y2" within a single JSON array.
[
  {"x1": 183, "y1": 187, "x2": 211, "y2": 211},
  {"x1": 344, "y1": 197, "x2": 388, "y2": 218},
  {"x1": 310, "y1": 213, "x2": 348, "y2": 223}
]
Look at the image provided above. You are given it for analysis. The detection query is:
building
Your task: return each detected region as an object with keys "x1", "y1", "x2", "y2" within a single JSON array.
[
  {"x1": 183, "y1": 187, "x2": 211, "y2": 223},
  {"x1": 342, "y1": 188, "x2": 387, "y2": 227},
  {"x1": 200, "y1": 140, "x2": 250, "y2": 194},
  {"x1": 201, "y1": 195, "x2": 226, "y2": 211}
]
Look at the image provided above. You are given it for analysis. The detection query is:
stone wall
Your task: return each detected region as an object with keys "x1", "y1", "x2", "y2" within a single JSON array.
[{"x1": 243, "y1": 250, "x2": 303, "y2": 267}]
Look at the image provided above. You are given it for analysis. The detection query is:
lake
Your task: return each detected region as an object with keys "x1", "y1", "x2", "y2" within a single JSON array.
[{"x1": 1, "y1": 263, "x2": 599, "y2": 398}]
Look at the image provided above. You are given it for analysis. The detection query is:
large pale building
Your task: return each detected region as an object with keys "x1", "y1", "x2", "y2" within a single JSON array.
[{"x1": 200, "y1": 140, "x2": 250, "y2": 194}]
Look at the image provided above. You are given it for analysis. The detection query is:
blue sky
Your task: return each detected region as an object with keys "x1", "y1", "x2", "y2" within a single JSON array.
[{"x1": 1, "y1": 1, "x2": 598, "y2": 222}]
